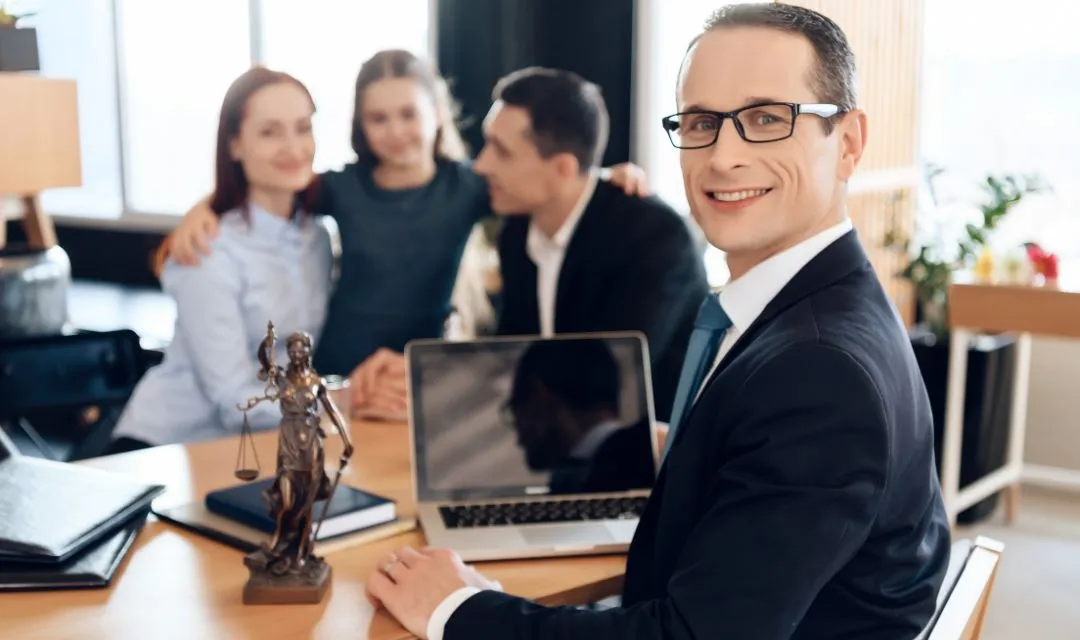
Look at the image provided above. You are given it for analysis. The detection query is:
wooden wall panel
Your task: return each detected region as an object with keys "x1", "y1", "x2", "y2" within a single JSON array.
[{"x1": 784, "y1": 0, "x2": 923, "y2": 326}]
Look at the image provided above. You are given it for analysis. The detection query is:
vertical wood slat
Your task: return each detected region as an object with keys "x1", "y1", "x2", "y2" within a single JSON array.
[{"x1": 784, "y1": 0, "x2": 924, "y2": 326}]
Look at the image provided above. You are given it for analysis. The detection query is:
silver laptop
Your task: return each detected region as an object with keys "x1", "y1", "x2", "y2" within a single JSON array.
[{"x1": 405, "y1": 332, "x2": 659, "y2": 562}]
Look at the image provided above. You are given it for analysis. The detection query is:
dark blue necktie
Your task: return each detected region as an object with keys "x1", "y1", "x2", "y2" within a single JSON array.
[{"x1": 662, "y1": 293, "x2": 732, "y2": 461}]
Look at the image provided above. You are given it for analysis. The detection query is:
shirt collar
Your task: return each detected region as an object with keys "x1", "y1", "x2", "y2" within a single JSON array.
[
  {"x1": 528, "y1": 170, "x2": 599, "y2": 254},
  {"x1": 242, "y1": 201, "x2": 304, "y2": 243},
  {"x1": 719, "y1": 219, "x2": 854, "y2": 333}
]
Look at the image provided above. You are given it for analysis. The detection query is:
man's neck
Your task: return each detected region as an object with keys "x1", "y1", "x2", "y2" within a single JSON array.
[
  {"x1": 725, "y1": 209, "x2": 846, "y2": 282},
  {"x1": 248, "y1": 188, "x2": 295, "y2": 219},
  {"x1": 531, "y1": 174, "x2": 591, "y2": 238}
]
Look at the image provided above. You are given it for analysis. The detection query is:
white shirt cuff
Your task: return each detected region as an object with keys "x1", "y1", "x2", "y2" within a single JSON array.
[{"x1": 427, "y1": 586, "x2": 483, "y2": 640}]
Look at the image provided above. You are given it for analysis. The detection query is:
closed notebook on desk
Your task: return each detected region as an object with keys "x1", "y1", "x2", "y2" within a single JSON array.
[
  {"x1": 0, "y1": 456, "x2": 164, "y2": 564},
  {"x1": 0, "y1": 509, "x2": 149, "y2": 591},
  {"x1": 205, "y1": 477, "x2": 396, "y2": 541}
]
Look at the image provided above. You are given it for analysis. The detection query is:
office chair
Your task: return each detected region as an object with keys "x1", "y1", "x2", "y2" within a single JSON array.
[
  {"x1": 918, "y1": 536, "x2": 1005, "y2": 640},
  {"x1": 0, "y1": 329, "x2": 148, "y2": 461}
]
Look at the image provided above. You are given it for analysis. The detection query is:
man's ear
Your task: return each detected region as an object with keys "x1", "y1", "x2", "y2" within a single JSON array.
[
  {"x1": 836, "y1": 108, "x2": 868, "y2": 182},
  {"x1": 552, "y1": 152, "x2": 582, "y2": 181}
]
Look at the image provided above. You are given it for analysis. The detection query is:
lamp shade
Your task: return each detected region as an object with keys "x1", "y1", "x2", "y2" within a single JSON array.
[{"x1": 0, "y1": 74, "x2": 82, "y2": 194}]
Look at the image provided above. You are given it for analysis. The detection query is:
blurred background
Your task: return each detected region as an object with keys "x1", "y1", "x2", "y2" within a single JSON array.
[{"x1": 2, "y1": 1, "x2": 1079, "y2": 636}]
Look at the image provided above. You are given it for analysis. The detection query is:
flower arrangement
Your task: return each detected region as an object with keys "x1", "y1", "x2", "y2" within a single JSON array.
[{"x1": 885, "y1": 169, "x2": 1046, "y2": 337}]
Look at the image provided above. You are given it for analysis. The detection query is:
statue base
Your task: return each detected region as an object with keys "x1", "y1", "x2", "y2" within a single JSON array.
[{"x1": 242, "y1": 548, "x2": 331, "y2": 605}]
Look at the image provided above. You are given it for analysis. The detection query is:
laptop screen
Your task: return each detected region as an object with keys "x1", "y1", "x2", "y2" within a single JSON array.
[{"x1": 407, "y1": 333, "x2": 657, "y2": 503}]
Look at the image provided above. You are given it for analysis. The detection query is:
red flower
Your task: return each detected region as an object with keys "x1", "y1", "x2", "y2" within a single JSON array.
[{"x1": 1044, "y1": 253, "x2": 1060, "y2": 279}]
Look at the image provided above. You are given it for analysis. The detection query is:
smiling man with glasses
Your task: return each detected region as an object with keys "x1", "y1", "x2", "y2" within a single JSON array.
[{"x1": 364, "y1": 5, "x2": 951, "y2": 639}]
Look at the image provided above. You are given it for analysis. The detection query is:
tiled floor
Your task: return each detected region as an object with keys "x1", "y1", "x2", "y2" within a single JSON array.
[{"x1": 956, "y1": 485, "x2": 1080, "y2": 639}]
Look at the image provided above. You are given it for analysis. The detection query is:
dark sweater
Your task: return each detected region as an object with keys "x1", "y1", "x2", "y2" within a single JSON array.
[{"x1": 312, "y1": 160, "x2": 490, "y2": 375}]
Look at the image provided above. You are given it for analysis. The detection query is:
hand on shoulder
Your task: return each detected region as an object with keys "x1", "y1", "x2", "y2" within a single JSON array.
[
  {"x1": 169, "y1": 195, "x2": 220, "y2": 266},
  {"x1": 603, "y1": 162, "x2": 650, "y2": 197}
]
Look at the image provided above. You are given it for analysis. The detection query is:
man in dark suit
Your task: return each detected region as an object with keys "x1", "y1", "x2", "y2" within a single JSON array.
[
  {"x1": 504, "y1": 339, "x2": 655, "y2": 495},
  {"x1": 344, "y1": 67, "x2": 705, "y2": 422},
  {"x1": 365, "y1": 5, "x2": 952, "y2": 639},
  {"x1": 476, "y1": 67, "x2": 709, "y2": 422}
]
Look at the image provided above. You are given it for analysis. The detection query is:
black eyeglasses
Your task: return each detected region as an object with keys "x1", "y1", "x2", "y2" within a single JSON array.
[{"x1": 661, "y1": 102, "x2": 844, "y2": 148}]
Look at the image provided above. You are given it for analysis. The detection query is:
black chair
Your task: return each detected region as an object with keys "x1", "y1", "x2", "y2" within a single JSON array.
[{"x1": 0, "y1": 329, "x2": 148, "y2": 461}]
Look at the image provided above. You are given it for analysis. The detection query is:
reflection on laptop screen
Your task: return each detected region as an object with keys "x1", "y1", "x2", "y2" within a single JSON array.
[{"x1": 408, "y1": 334, "x2": 656, "y2": 502}]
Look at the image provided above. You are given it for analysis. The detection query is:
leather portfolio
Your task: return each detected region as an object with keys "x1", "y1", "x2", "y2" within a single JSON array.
[
  {"x1": 0, "y1": 508, "x2": 149, "y2": 590},
  {"x1": 0, "y1": 455, "x2": 164, "y2": 563}
]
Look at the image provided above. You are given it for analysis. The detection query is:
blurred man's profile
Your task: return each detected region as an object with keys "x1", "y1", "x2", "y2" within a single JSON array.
[{"x1": 503, "y1": 340, "x2": 654, "y2": 494}]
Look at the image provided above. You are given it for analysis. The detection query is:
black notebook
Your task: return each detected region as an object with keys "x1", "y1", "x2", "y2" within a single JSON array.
[
  {"x1": 205, "y1": 477, "x2": 396, "y2": 541},
  {"x1": 0, "y1": 456, "x2": 165, "y2": 564},
  {"x1": 0, "y1": 508, "x2": 149, "y2": 591}
]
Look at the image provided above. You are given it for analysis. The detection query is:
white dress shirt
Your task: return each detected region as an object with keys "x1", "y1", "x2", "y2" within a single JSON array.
[
  {"x1": 698, "y1": 218, "x2": 854, "y2": 401},
  {"x1": 428, "y1": 217, "x2": 854, "y2": 640},
  {"x1": 525, "y1": 171, "x2": 599, "y2": 337}
]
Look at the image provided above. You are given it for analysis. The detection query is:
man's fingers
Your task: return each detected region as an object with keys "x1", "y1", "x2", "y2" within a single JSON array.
[
  {"x1": 365, "y1": 569, "x2": 396, "y2": 604},
  {"x1": 396, "y1": 546, "x2": 424, "y2": 568}
]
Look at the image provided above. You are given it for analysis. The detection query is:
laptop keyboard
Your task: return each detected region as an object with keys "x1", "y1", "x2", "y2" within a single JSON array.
[{"x1": 439, "y1": 496, "x2": 648, "y2": 529}]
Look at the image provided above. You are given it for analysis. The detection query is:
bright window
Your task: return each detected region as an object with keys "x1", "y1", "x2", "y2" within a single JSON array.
[
  {"x1": 920, "y1": 0, "x2": 1080, "y2": 262},
  {"x1": 26, "y1": 0, "x2": 432, "y2": 220},
  {"x1": 116, "y1": 0, "x2": 252, "y2": 216},
  {"x1": 32, "y1": 0, "x2": 123, "y2": 219},
  {"x1": 260, "y1": 0, "x2": 432, "y2": 174}
]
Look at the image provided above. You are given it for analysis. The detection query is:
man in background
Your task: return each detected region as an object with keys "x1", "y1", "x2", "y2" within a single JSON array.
[
  {"x1": 475, "y1": 66, "x2": 707, "y2": 423},
  {"x1": 357, "y1": 67, "x2": 709, "y2": 423}
]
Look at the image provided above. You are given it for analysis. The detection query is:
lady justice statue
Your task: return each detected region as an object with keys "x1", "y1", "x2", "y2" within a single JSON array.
[{"x1": 234, "y1": 321, "x2": 354, "y2": 605}]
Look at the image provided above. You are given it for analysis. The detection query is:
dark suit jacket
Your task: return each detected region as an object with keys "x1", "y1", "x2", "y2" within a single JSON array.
[
  {"x1": 496, "y1": 181, "x2": 709, "y2": 422},
  {"x1": 447, "y1": 230, "x2": 952, "y2": 639}
]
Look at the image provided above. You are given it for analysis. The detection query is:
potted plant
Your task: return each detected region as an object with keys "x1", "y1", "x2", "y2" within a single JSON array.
[
  {"x1": 886, "y1": 170, "x2": 1045, "y2": 338},
  {"x1": 0, "y1": 1, "x2": 39, "y2": 72},
  {"x1": 884, "y1": 167, "x2": 1046, "y2": 523}
]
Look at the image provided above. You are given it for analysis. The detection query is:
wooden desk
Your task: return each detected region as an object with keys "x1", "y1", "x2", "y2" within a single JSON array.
[
  {"x1": 942, "y1": 275, "x2": 1080, "y2": 526},
  {"x1": 1, "y1": 421, "x2": 627, "y2": 639}
]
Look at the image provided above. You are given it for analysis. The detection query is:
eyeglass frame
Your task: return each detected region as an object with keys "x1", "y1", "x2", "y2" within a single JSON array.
[{"x1": 660, "y1": 102, "x2": 845, "y2": 149}]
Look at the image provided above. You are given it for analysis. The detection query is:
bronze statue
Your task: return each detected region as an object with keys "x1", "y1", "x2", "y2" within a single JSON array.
[{"x1": 234, "y1": 321, "x2": 354, "y2": 605}]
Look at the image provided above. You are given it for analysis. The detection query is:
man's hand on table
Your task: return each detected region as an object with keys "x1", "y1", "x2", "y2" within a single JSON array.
[{"x1": 365, "y1": 546, "x2": 502, "y2": 639}]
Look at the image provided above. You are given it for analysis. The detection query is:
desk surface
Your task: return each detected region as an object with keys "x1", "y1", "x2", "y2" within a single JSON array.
[
  {"x1": 1, "y1": 421, "x2": 627, "y2": 640},
  {"x1": 949, "y1": 276, "x2": 1080, "y2": 339}
]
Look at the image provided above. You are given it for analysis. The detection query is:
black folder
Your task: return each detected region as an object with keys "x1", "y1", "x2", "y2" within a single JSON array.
[
  {"x1": 0, "y1": 508, "x2": 149, "y2": 591},
  {"x1": 0, "y1": 455, "x2": 164, "y2": 564}
]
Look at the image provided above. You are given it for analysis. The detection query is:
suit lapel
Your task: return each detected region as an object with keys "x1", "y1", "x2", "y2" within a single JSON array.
[
  {"x1": 499, "y1": 218, "x2": 540, "y2": 334},
  {"x1": 552, "y1": 190, "x2": 603, "y2": 332},
  {"x1": 663, "y1": 230, "x2": 872, "y2": 454}
]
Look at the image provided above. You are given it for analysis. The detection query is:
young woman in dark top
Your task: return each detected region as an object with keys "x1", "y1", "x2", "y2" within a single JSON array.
[{"x1": 167, "y1": 50, "x2": 647, "y2": 417}]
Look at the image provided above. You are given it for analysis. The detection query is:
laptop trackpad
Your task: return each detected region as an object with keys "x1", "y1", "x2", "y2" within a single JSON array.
[{"x1": 521, "y1": 523, "x2": 615, "y2": 547}]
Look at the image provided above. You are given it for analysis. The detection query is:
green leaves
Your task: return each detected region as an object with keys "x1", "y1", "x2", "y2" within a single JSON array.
[{"x1": 885, "y1": 168, "x2": 1047, "y2": 337}]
